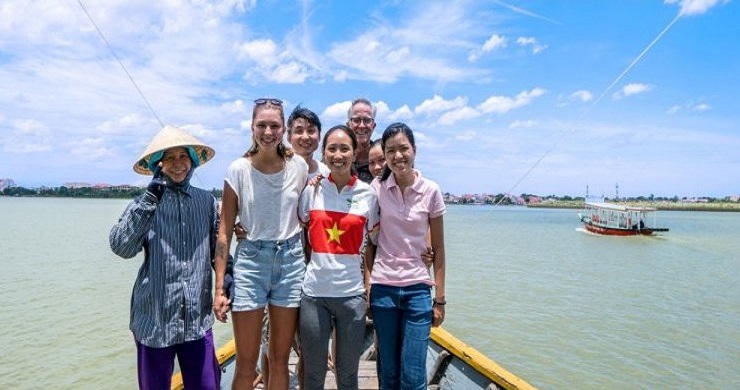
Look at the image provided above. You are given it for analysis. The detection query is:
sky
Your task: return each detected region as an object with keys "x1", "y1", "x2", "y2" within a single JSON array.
[{"x1": 1, "y1": 0, "x2": 738, "y2": 198}]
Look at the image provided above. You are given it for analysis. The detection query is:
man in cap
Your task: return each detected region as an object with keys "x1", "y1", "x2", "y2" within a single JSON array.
[{"x1": 110, "y1": 125, "x2": 221, "y2": 390}]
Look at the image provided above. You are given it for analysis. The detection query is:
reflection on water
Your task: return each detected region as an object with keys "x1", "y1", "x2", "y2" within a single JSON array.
[{"x1": 0, "y1": 199, "x2": 738, "y2": 389}]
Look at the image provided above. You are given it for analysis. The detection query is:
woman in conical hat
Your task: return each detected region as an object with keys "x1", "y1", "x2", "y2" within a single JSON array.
[
  {"x1": 110, "y1": 125, "x2": 222, "y2": 389},
  {"x1": 133, "y1": 125, "x2": 215, "y2": 175}
]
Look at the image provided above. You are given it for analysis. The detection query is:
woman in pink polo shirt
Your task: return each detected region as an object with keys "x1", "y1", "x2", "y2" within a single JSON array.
[{"x1": 364, "y1": 122, "x2": 446, "y2": 390}]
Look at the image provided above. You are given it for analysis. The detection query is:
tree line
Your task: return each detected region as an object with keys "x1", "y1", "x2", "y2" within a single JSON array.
[{"x1": 1, "y1": 186, "x2": 224, "y2": 199}]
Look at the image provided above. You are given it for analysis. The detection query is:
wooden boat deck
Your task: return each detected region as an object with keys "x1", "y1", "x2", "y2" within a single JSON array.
[
  {"x1": 173, "y1": 326, "x2": 537, "y2": 390},
  {"x1": 228, "y1": 354, "x2": 380, "y2": 389}
]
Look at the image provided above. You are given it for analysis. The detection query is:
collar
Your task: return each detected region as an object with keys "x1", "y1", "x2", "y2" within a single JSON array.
[
  {"x1": 165, "y1": 168, "x2": 194, "y2": 196},
  {"x1": 386, "y1": 169, "x2": 422, "y2": 193},
  {"x1": 328, "y1": 173, "x2": 358, "y2": 187}
]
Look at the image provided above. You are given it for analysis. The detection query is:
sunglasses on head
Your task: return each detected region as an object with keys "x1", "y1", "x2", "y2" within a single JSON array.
[{"x1": 254, "y1": 98, "x2": 283, "y2": 106}]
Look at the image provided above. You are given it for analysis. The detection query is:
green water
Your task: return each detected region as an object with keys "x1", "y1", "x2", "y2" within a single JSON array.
[{"x1": 0, "y1": 198, "x2": 737, "y2": 389}]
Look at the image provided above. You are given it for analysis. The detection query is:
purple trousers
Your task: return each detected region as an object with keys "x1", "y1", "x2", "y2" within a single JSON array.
[{"x1": 135, "y1": 329, "x2": 220, "y2": 390}]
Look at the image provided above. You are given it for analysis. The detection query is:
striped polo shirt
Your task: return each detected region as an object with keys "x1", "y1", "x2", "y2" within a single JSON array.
[{"x1": 109, "y1": 184, "x2": 218, "y2": 348}]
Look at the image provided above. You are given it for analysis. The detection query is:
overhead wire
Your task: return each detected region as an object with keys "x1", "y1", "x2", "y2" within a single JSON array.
[
  {"x1": 494, "y1": 12, "x2": 684, "y2": 206},
  {"x1": 75, "y1": 1, "x2": 218, "y2": 188},
  {"x1": 76, "y1": 0, "x2": 165, "y2": 128}
]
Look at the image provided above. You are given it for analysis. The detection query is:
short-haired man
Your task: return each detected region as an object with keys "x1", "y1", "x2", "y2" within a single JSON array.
[
  {"x1": 288, "y1": 105, "x2": 330, "y2": 179},
  {"x1": 347, "y1": 98, "x2": 377, "y2": 183},
  {"x1": 110, "y1": 125, "x2": 220, "y2": 390}
]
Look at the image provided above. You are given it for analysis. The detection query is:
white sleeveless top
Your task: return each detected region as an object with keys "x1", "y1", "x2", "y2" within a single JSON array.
[{"x1": 225, "y1": 156, "x2": 308, "y2": 241}]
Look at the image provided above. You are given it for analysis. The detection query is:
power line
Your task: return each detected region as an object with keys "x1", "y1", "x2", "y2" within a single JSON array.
[{"x1": 76, "y1": 0, "x2": 164, "y2": 128}]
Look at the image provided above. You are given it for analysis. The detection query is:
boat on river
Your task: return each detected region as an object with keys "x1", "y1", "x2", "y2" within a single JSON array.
[
  {"x1": 171, "y1": 322, "x2": 536, "y2": 390},
  {"x1": 578, "y1": 200, "x2": 669, "y2": 236}
]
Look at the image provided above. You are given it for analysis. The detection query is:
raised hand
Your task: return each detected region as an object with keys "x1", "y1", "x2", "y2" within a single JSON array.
[{"x1": 146, "y1": 165, "x2": 167, "y2": 201}]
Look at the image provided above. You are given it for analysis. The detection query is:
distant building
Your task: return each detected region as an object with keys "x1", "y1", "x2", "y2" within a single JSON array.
[
  {"x1": 63, "y1": 182, "x2": 92, "y2": 189},
  {"x1": 0, "y1": 178, "x2": 16, "y2": 190}
]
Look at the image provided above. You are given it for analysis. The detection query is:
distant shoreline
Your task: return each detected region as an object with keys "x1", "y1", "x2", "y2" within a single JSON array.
[{"x1": 526, "y1": 200, "x2": 740, "y2": 212}]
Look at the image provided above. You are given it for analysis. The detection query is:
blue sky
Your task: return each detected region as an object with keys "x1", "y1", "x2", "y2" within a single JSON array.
[{"x1": 1, "y1": 0, "x2": 737, "y2": 197}]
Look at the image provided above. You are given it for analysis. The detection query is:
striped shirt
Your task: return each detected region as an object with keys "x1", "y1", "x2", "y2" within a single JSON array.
[{"x1": 109, "y1": 185, "x2": 218, "y2": 348}]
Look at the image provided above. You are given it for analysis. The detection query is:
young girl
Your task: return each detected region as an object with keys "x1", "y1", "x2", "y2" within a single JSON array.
[
  {"x1": 213, "y1": 98, "x2": 308, "y2": 389},
  {"x1": 298, "y1": 125, "x2": 379, "y2": 390},
  {"x1": 365, "y1": 122, "x2": 446, "y2": 390},
  {"x1": 367, "y1": 138, "x2": 386, "y2": 179}
]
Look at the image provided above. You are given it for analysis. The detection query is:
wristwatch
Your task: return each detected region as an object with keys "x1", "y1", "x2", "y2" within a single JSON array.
[{"x1": 433, "y1": 297, "x2": 446, "y2": 306}]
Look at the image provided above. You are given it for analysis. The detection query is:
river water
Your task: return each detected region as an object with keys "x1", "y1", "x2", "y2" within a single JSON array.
[{"x1": 0, "y1": 198, "x2": 737, "y2": 389}]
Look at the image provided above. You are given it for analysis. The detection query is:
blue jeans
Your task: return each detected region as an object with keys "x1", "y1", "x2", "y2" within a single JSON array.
[{"x1": 370, "y1": 283, "x2": 432, "y2": 390}]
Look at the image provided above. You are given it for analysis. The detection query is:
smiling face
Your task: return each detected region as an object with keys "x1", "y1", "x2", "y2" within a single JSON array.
[
  {"x1": 347, "y1": 102, "x2": 375, "y2": 147},
  {"x1": 288, "y1": 117, "x2": 320, "y2": 157},
  {"x1": 368, "y1": 142, "x2": 386, "y2": 178},
  {"x1": 384, "y1": 132, "x2": 415, "y2": 178},
  {"x1": 323, "y1": 128, "x2": 356, "y2": 177},
  {"x1": 252, "y1": 107, "x2": 285, "y2": 153},
  {"x1": 160, "y1": 147, "x2": 192, "y2": 183}
]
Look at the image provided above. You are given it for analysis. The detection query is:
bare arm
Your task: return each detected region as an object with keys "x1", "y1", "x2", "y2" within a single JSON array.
[
  {"x1": 430, "y1": 215, "x2": 446, "y2": 327},
  {"x1": 213, "y1": 181, "x2": 238, "y2": 322},
  {"x1": 363, "y1": 240, "x2": 377, "y2": 294}
]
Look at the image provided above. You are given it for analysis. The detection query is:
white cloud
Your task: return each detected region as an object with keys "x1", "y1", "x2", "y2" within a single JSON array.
[
  {"x1": 570, "y1": 90, "x2": 594, "y2": 102},
  {"x1": 415, "y1": 95, "x2": 468, "y2": 116},
  {"x1": 509, "y1": 119, "x2": 538, "y2": 128},
  {"x1": 237, "y1": 39, "x2": 311, "y2": 84},
  {"x1": 327, "y1": 2, "x2": 489, "y2": 82},
  {"x1": 664, "y1": 0, "x2": 727, "y2": 16},
  {"x1": 13, "y1": 119, "x2": 47, "y2": 135},
  {"x1": 482, "y1": 34, "x2": 508, "y2": 52},
  {"x1": 478, "y1": 88, "x2": 547, "y2": 114},
  {"x1": 693, "y1": 103, "x2": 711, "y2": 111},
  {"x1": 388, "y1": 105, "x2": 414, "y2": 122},
  {"x1": 469, "y1": 34, "x2": 507, "y2": 62},
  {"x1": 321, "y1": 101, "x2": 353, "y2": 124},
  {"x1": 666, "y1": 101, "x2": 712, "y2": 114},
  {"x1": 69, "y1": 137, "x2": 110, "y2": 161},
  {"x1": 613, "y1": 83, "x2": 652, "y2": 99},
  {"x1": 98, "y1": 114, "x2": 156, "y2": 135},
  {"x1": 374, "y1": 101, "x2": 392, "y2": 119},
  {"x1": 439, "y1": 107, "x2": 481, "y2": 125},
  {"x1": 220, "y1": 100, "x2": 249, "y2": 116},
  {"x1": 454, "y1": 130, "x2": 477, "y2": 141},
  {"x1": 667, "y1": 105, "x2": 682, "y2": 114},
  {"x1": 516, "y1": 36, "x2": 547, "y2": 54}
]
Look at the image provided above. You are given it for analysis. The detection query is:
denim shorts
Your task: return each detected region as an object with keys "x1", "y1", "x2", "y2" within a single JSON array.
[{"x1": 232, "y1": 232, "x2": 306, "y2": 312}]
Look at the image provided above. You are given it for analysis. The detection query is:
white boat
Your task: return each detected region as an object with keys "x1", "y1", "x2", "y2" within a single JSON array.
[{"x1": 578, "y1": 200, "x2": 669, "y2": 236}]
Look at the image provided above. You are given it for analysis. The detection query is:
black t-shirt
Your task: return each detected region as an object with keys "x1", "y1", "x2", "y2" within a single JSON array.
[{"x1": 354, "y1": 162, "x2": 373, "y2": 184}]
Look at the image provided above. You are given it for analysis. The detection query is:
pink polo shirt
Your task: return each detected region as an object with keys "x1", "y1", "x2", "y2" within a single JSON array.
[{"x1": 370, "y1": 170, "x2": 446, "y2": 287}]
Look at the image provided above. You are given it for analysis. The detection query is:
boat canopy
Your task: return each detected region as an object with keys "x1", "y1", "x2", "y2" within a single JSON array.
[{"x1": 584, "y1": 201, "x2": 656, "y2": 212}]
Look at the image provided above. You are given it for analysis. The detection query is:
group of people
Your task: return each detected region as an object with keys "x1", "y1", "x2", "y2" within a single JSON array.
[{"x1": 109, "y1": 97, "x2": 447, "y2": 390}]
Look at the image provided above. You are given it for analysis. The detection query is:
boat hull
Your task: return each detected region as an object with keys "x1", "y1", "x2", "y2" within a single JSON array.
[
  {"x1": 581, "y1": 220, "x2": 656, "y2": 236},
  {"x1": 171, "y1": 324, "x2": 536, "y2": 390}
]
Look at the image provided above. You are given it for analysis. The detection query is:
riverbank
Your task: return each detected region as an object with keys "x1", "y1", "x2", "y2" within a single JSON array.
[{"x1": 527, "y1": 200, "x2": 740, "y2": 212}]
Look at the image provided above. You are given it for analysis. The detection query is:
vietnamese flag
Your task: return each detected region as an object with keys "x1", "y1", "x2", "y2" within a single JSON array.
[{"x1": 308, "y1": 210, "x2": 366, "y2": 255}]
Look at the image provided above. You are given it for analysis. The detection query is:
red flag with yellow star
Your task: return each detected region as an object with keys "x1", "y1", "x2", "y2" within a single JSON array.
[{"x1": 308, "y1": 210, "x2": 366, "y2": 255}]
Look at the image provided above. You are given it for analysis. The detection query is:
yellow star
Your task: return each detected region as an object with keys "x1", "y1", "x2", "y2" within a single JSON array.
[{"x1": 325, "y1": 222, "x2": 346, "y2": 244}]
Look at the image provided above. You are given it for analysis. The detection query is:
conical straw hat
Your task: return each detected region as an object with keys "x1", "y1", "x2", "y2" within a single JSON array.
[{"x1": 133, "y1": 125, "x2": 215, "y2": 175}]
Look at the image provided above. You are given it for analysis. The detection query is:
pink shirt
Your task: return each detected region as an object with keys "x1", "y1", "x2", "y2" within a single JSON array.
[{"x1": 370, "y1": 170, "x2": 445, "y2": 287}]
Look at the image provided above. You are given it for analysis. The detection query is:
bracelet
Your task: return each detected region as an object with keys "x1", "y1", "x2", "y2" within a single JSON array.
[{"x1": 433, "y1": 298, "x2": 446, "y2": 306}]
